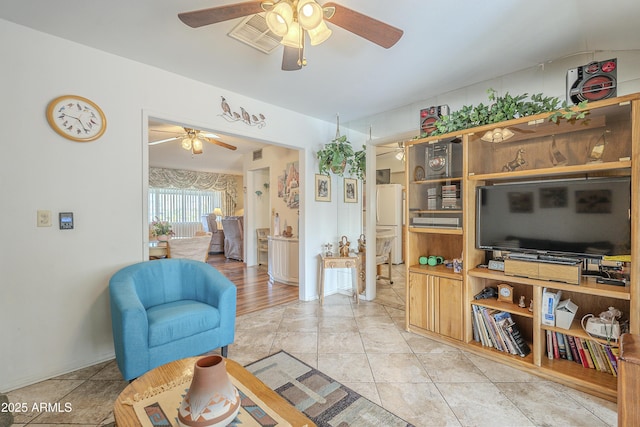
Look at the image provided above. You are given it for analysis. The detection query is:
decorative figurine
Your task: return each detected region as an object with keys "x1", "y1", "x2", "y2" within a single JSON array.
[
  {"x1": 588, "y1": 129, "x2": 609, "y2": 163},
  {"x1": 550, "y1": 135, "x2": 568, "y2": 166},
  {"x1": 339, "y1": 235, "x2": 350, "y2": 257},
  {"x1": 358, "y1": 233, "x2": 366, "y2": 253},
  {"x1": 323, "y1": 243, "x2": 334, "y2": 257},
  {"x1": 529, "y1": 299, "x2": 534, "y2": 312},
  {"x1": 502, "y1": 148, "x2": 526, "y2": 172},
  {"x1": 518, "y1": 295, "x2": 526, "y2": 308}
]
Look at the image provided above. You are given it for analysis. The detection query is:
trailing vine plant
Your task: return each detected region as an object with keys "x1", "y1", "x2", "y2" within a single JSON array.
[{"x1": 427, "y1": 88, "x2": 588, "y2": 137}]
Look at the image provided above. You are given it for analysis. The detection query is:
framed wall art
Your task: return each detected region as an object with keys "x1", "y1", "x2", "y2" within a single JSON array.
[
  {"x1": 344, "y1": 178, "x2": 357, "y2": 203},
  {"x1": 315, "y1": 174, "x2": 331, "y2": 202}
]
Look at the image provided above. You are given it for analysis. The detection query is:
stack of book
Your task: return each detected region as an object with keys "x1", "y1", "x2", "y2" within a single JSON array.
[
  {"x1": 441, "y1": 184, "x2": 460, "y2": 209},
  {"x1": 471, "y1": 306, "x2": 531, "y2": 357},
  {"x1": 545, "y1": 331, "x2": 619, "y2": 376}
]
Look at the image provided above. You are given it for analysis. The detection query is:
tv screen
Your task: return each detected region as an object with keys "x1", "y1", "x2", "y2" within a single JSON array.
[
  {"x1": 476, "y1": 177, "x2": 631, "y2": 258},
  {"x1": 376, "y1": 169, "x2": 391, "y2": 184}
]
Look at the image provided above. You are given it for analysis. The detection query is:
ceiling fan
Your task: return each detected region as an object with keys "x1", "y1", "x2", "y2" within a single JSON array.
[
  {"x1": 149, "y1": 127, "x2": 237, "y2": 155},
  {"x1": 178, "y1": 1, "x2": 404, "y2": 71}
]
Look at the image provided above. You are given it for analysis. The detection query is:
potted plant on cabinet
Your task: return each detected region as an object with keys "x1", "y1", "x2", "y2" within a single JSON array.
[{"x1": 151, "y1": 217, "x2": 174, "y2": 241}]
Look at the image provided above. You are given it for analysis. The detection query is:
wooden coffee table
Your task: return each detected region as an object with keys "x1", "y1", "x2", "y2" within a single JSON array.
[{"x1": 113, "y1": 356, "x2": 315, "y2": 426}]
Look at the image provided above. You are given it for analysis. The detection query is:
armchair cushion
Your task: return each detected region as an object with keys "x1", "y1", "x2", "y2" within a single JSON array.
[
  {"x1": 109, "y1": 258, "x2": 236, "y2": 380},
  {"x1": 147, "y1": 300, "x2": 220, "y2": 347}
]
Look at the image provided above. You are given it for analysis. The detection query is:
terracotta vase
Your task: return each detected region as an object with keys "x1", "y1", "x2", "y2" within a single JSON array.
[
  {"x1": 157, "y1": 234, "x2": 170, "y2": 242},
  {"x1": 178, "y1": 356, "x2": 241, "y2": 427}
]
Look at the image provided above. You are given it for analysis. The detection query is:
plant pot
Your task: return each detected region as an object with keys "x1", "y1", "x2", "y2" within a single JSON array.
[
  {"x1": 330, "y1": 160, "x2": 346, "y2": 175},
  {"x1": 157, "y1": 235, "x2": 170, "y2": 242},
  {"x1": 178, "y1": 355, "x2": 241, "y2": 427}
]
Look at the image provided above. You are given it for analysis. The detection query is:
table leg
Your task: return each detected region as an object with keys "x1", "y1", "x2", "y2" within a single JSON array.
[
  {"x1": 319, "y1": 256, "x2": 325, "y2": 305},
  {"x1": 353, "y1": 257, "x2": 360, "y2": 304}
]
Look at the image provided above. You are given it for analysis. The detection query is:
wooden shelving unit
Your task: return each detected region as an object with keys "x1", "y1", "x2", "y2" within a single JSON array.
[{"x1": 405, "y1": 93, "x2": 640, "y2": 402}]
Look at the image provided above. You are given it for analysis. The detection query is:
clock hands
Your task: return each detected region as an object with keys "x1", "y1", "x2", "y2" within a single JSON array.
[{"x1": 59, "y1": 112, "x2": 93, "y2": 133}]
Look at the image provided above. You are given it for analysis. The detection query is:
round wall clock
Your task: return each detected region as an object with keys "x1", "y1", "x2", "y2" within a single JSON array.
[
  {"x1": 497, "y1": 283, "x2": 514, "y2": 303},
  {"x1": 46, "y1": 95, "x2": 106, "y2": 142}
]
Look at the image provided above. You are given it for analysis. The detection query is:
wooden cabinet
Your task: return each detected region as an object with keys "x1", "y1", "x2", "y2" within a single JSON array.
[
  {"x1": 404, "y1": 93, "x2": 640, "y2": 401},
  {"x1": 268, "y1": 236, "x2": 299, "y2": 285},
  {"x1": 405, "y1": 135, "x2": 466, "y2": 344},
  {"x1": 408, "y1": 269, "x2": 463, "y2": 341}
]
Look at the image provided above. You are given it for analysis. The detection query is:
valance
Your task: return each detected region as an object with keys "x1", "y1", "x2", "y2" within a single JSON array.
[{"x1": 149, "y1": 167, "x2": 238, "y2": 206}]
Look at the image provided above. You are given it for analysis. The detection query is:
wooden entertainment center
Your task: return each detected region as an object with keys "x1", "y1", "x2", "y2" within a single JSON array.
[{"x1": 405, "y1": 93, "x2": 639, "y2": 401}]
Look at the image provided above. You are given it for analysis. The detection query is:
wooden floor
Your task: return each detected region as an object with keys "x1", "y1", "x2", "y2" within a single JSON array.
[{"x1": 207, "y1": 253, "x2": 299, "y2": 316}]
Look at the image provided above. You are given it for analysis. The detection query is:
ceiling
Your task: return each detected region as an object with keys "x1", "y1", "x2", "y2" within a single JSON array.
[{"x1": 3, "y1": 1, "x2": 640, "y2": 173}]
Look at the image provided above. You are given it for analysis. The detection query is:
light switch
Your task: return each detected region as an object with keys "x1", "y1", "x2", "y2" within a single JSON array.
[{"x1": 37, "y1": 210, "x2": 52, "y2": 227}]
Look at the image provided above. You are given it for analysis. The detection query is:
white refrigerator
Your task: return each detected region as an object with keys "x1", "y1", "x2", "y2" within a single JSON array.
[{"x1": 376, "y1": 184, "x2": 404, "y2": 264}]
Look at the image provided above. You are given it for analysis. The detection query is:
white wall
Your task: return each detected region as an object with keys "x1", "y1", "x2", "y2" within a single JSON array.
[
  {"x1": 347, "y1": 51, "x2": 640, "y2": 141},
  {"x1": 0, "y1": 19, "x2": 340, "y2": 391}
]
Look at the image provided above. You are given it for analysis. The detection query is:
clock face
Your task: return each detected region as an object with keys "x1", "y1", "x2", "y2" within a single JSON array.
[
  {"x1": 46, "y1": 95, "x2": 106, "y2": 142},
  {"x1": 497, "y1": 284, "x2": 513, "y2": 303}
]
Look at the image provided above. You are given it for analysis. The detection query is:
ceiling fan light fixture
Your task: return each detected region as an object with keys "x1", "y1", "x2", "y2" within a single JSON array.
[
  {"x1": 322, "y1": 6, "x2": 336, "y2": 19},
  {"x1": 297, "y1": 0, "x2": 323, "y2": 30},
  {"x1": 265, "y1": 1, "x2": 293, "y2": 37},
  {"x1": 181, "y1": 137, "x2": 192, "y2": 150},
  {"x1": 281, "y1": 21, "x2": 303, "y2": 48},
  {"x1": 308, "y1": 20, "x2": 332, "y2": 45},
  {"x1": 191, "y1": 137, "x2": 203, "y2": 154}
]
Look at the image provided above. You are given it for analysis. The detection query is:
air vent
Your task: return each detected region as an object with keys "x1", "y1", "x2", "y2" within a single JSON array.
[
  {"x1": 228, "y1": 13, "x2": 281, "y2": 54},
  {"x1": 253, "y1": 149, "x2": 263, "y2": 161}
]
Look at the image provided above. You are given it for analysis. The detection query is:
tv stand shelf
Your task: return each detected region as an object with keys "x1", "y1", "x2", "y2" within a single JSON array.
[
  {"x1": 467, "y1": 159, "x2": 631, "y2": 182},
  {"x1": 468, "y1": 268, "x2": 631, "y2": 300},
  {"x1": 405, "y1": 93, "x2": 640, "y2": 402}
]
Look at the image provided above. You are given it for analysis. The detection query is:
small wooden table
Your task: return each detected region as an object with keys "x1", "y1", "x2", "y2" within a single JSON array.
[
  {"x1": 318, "y1": 253, "x2": 361, "y2": 305},
  {"x1": 113, "y1": 357, "x2": 314, "y2": 426},
  {"x1": 148, "y1": 241, "x2": 168, "y2": 259}
]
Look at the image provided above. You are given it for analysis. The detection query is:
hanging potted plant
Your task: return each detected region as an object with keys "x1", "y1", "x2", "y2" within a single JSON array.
[
  {"x1": 352, "y1": 144, "x2": 366, "y2": 180},
  {"x1": 317, "y1": 134, "x2": 355, "y2": 176},
  {"x1": 317, "y1": 115, "x2": 366, "y2": 179}
]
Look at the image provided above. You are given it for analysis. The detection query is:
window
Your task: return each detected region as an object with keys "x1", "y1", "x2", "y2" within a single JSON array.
[{"x1": 149, "y1": 187, "x2": 223, "y2": 237}]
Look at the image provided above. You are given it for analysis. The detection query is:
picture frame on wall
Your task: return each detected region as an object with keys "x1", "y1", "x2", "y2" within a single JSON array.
[
  {"x1": 344, "y1": 178, "x2": 357, "y2": 203},
  {"x1": 315, "y1": 174, "x2": 331, "y2": 202}
]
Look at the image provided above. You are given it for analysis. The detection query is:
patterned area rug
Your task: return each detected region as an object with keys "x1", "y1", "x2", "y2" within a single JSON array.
[{"x1": 245, "y1": 351, "x2": 413, "y2": 427}]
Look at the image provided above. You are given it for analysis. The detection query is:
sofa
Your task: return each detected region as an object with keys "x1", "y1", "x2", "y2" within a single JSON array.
[{"x1": 109, "y1": 258, "x2": 237, "y2": 380}]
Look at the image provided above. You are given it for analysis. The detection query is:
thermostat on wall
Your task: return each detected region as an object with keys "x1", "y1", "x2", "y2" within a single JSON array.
[{"x1": 59, "y1": 212, "x2": 74, "y2": 230}]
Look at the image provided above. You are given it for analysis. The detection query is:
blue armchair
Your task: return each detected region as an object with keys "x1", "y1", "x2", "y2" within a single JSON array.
[{"x1": 109, "y1": 259, "x2": 236, "y2": 381}]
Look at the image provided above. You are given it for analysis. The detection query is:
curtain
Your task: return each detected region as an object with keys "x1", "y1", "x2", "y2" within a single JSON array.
[{"x1": 149, "y1": 167, "x2": 238, "y2": 215}]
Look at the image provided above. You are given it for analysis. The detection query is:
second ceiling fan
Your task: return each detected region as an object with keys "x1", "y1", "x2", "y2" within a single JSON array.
[
  {"x1": 150, "y1": 127, "x2": 237, "y2": 155},
  {"x1": 178, "y1": 1, "x2": 404, "y2": 71}
]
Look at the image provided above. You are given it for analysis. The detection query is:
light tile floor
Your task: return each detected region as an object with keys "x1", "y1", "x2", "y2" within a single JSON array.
[{"x1": 5, "y1": 265, "x2": 618, "y2": 426}]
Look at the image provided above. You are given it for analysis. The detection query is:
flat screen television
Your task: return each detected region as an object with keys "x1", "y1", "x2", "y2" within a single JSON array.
[
  {"x1": 476, "y1": 177, "x2": 631, "y2": 258},
  {"x1": 376, "y1": 169, "x2": 391, "y2": 184}
]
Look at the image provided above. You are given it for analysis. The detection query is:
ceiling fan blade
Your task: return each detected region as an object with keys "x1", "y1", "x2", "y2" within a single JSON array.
[
  {"x1": 178, "y1": 1, "x2": 264, "y2": 28},
  {"x1": 203, "y1": 137, "x2": 238, "y2": 151},
  {"x1": 149, "y1": 136, "x2": 181, "y2": 145},
  {"x1": 282, "y1": 45, "x2": 304, "y2": 71},
  {"x1": 324, "y1": 2, "x2": 403, "y2": 48}
]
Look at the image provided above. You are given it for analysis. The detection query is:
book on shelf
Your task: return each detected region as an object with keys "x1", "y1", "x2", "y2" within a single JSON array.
[
  {"x1": 557, "y1": 333, "x2": 568, "y2": 360},
  {"x1": 545, "y1": 333, "x2": 618, "y2": 375},
  {"x1": 566, "y1": 335, "x2": 581, "y2": 363},
  {"x1": 551, "y1": 331, "x2": 560, "y2": 359},
  {"x1": 546, "y1": 330, "x2": 554, "y2": 359},
  {"x1": 471, "y1": 306, "x2": 530, "y2": 357}
]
